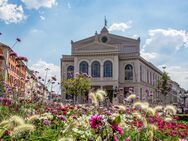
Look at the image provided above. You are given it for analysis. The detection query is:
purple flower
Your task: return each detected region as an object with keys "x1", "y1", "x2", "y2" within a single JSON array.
[
  {"x1": 57, "y1": 115, "x2": 67, "y2": 121},
  {"x1": 89, "y1": 114, "x2": 103, "y2": 129},
  {"x1": 43, "y1": 119, "x2": 50, "y2": 126},
  {"x1": 110, "y1": 124, "x2": 123, "y2": 135},
  {"x1": 16, "y1": 38, "x2": 21, "y2": 42}
]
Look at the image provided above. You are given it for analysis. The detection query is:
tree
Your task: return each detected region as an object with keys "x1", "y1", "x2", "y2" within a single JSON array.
[
  {"x1": 62, "y1": 73, "x2": 91, "y2": 104},
  {"x1": 157, "y1": 71, "x2": 172, "y2": 105}
]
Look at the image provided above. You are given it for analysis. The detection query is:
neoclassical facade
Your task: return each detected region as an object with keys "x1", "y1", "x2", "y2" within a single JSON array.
[{"x1": 61, "y1": 26, "x2": 163, "y2": 103}]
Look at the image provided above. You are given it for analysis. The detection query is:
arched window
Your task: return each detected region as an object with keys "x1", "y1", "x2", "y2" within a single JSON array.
[
  {"x1": 79, "y1": 61, "x2": 88, "y2": 74},
  {"x1": 125, "y1": 64, "x2": 133, "y2": 80},
  {"x1": 67, "y1": 66, "x2": 74, "y2": 79},
  {"x1": 91, "y1": 61, "x2": 100, "y2": 77},
  {"x1": 104, "y1": 61, "x2": 113, "y2": 77}
]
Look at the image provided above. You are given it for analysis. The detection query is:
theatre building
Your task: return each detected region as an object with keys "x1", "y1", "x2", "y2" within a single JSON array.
[{"x1": 61, "y1": 25, "x2": 163, "y2": 103}]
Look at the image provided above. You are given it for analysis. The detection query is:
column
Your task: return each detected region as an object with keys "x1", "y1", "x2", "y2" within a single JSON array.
[
  {"x1": 74, "y1": 57, "x2": 78, "y2": 73},
  {"x1": 114, "y1": 55, "x2": 119, "y2": 81},
  {"x1": 100, "y1": 64, "x2": 103, "y2": 80},
  {"x1": 89, "y1": 65, "x2": 91, "y2": 76}
]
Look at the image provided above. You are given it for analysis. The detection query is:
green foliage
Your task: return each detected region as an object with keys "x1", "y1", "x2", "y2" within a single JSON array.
[
  {"x1": 157, "y1": 71, "x2": 172, "y2": 104},
  {"x1": 177, "y1": 114, "x2": 188, "y2": 122},
  {"x1": 112, "y1": 115, "x2": 121, "y2": 125},
  {"x1": 62, "y1": 73, "x2": 91, "y2": 97}
]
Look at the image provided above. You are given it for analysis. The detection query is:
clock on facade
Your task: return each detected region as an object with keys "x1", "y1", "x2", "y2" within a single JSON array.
[{"x1": 101, "y1": 36, "x2": 108, "y2": 43}]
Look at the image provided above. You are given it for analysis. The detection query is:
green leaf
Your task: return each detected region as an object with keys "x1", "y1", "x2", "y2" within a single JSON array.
[{"x1": 112, "y1": 116, "x2": 121, "y2": 125}]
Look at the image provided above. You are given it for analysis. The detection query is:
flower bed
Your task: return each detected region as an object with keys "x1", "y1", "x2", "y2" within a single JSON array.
[{"x1": 0, "y1": 92, "x2": 188, "y2": 141}]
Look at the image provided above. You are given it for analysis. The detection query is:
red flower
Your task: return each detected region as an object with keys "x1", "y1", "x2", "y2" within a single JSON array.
[
  {"x1": 132, "y1": 120, "x2": 143, "y2": 128},
  {"x1": 179, "y1": 131, "x2": 187, "y2": 138},
  {"x1": 4, "y1": 130, "x2": 12, "y2": 136}
]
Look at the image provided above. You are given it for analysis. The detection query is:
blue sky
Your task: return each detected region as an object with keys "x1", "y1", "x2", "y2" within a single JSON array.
[{"x1": 0, "y1": 0, "x2": 188, "y2": 90}]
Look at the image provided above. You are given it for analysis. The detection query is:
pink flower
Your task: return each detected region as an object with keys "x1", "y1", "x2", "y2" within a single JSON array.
[
  {"x1": 89, "y1": 114, "x2": 103, "y2": 129},
  {"x1": 110, "y1": 124, "x2": 123, "y2": 135},
  {"x1": 113, "y1": 135, "x2": 119, "y2": 141},
  {"x1": 124, "y1": 137, "x2": 131, "y2": 141},
  {"x1": 179, "y1": 139, "x2": 187, "y2": 141}
]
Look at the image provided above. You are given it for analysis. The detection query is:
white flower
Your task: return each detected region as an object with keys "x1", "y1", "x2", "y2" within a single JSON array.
[
  {"x1": 11, "y1": 124, "x2": 35, "y2": 136},
  {"x1": 96, "y1": 89, "x2": 106, "y2": 101},
  {"x1": 164, "y1": 117, "x2": 172, "y2": 122},
  {"x1": 147, "y1": 107, "x2": 155, "y2": 116},
  {"x1": 133, "y1": 101, "x2": 143, "y2": 108},
  {"x1": 164, "y1": 105, "x2": 176, "y2": 115},
  {"x1": 154, "y1": 105, "x2": 163, "y2": 112},
  {"x1": 127, "y1": 94, "x2": 136, "y2": 101}
]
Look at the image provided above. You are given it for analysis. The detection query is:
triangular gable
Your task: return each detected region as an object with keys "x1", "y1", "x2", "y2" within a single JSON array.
[{"x1": 74, "y1": 42, "x2": 118, "y2": 53}]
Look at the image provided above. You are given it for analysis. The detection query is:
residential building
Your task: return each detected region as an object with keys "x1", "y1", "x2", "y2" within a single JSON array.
[{"x1": 0, "y1": 42, "x2": 27, "y2": 94}]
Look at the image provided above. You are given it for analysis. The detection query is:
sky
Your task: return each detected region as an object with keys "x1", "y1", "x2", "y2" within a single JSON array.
[{"x1": 0, "y1": 0, "x2": 188, "y2": 91}]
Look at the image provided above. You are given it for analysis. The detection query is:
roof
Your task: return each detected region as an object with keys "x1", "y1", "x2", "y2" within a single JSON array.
[{"x1": 139, "y1": 56, "x2": 162, "y2": 75}]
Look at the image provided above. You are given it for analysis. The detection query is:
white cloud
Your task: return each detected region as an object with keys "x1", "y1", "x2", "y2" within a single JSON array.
[
  {"x1": 0, "y1": 0, "x2": 26, "y2": 24},
  {"x1": 143, "y1": 29, "x2": 188, "y2": 53},
  {"x1": 140, "y1": 49, "x2": 158, "y2": 61},
  {"x1": 21, "y1": 0, "x2": 57, "y2": 9},
  {"x1": 141, "y1": 28, "x2": 188, "y2": 90},
  {"x1": 40, "y1": 15, "x2": 45, "y2": 20},
  {"x1": 163, "y1": 65, "x2": 188, "y2": 90},
  {"x1": 141, "y1": 28, "x2": 188, "y2": 64},
  {"x1": 108, "y1": 21, "x2": 132, "y2": 32},
  {"x1": 30, "y1": 59, "x2": 60, "y2": 93}
]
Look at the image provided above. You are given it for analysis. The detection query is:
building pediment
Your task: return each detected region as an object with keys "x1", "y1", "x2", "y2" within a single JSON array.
[
  {"x1": 70, "y1": 28, "x2": 140, "y2": 55},
  {"x1": 72, "y1": 42, "x2": 118, "y2": 54},
  {"x1": 108, "y1": 34, "x2": 140, "y2": 45}
]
